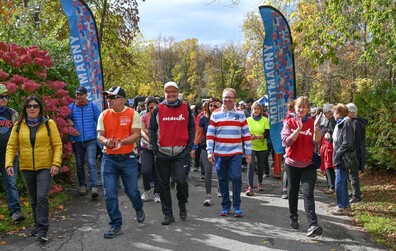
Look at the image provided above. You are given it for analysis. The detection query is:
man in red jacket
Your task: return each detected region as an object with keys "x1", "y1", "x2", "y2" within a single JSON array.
[{"x1": 148, "y1": 81, "x2": 195, "y2": 226}]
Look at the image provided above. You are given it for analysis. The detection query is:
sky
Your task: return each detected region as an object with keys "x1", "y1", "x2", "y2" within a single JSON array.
[{"x1": 138, "y1": 0, "x2": 264, "y2": 45}]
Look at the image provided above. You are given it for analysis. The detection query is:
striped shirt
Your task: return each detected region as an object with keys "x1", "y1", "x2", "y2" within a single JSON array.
[{"x1": 206, "y1": 108, "x2": 252, "y2": 156}]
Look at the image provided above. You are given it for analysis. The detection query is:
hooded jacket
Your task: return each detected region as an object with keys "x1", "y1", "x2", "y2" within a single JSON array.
[{"x1": 352, "y1": 116, "x2": 368, "y2": 171}]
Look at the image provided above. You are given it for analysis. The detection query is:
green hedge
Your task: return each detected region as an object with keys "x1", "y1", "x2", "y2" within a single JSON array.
[{"x1": 354, "y1": 80, "x2": 396, "y2": 171}]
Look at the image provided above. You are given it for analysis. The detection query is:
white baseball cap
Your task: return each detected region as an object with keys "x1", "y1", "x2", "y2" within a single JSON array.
[{"x1": 164, "y1": 81, "x2": 179, "y2": 91}]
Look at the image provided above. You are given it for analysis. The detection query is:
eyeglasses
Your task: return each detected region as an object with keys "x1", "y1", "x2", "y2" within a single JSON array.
[
  {"x1": 0, "y1": 95, "x2": 9, "y2": 99},
  {"x1": 209, "y1": 104, "x2": 219, "y2": 108},
  {"x1": 25, "y1": 104, "x2": 40, "y2": 109},
  {"x1": 222, "y1": 96, "x2": 235, "y2": 100},
  {"x1": 165, "y1": 90, "x2": 178, "y2": 94},
  {"x1": 106, "y1": 95, "x2": 123, "y2": 100}
]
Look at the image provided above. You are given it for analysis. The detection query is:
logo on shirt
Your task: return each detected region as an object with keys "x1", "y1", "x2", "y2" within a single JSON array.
[
  {"x1": 120, "y1": 116, "x2": 131, "y2": 126},
  {"x1": 0, "y1": 117, "x2": 12, "y2": 134},
  {"x1": 292, "y1": 128, "x2": 313, "y2": 136},
  {"x1": 162, "y1": 114, "x2": 185, "y2": 121}
]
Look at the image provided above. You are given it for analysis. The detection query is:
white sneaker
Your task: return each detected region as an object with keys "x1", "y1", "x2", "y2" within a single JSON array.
[
  {"x1": 203, "y1": 197, "x2": 212, "y2": 206},
  {"x1": 154, "y1": 193, "x2": 161, "y2": 203},
  {"x1": 141, "y1": 190, "x2": 151, "y2": 201}
]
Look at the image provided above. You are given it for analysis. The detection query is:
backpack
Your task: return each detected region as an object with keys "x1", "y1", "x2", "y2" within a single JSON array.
[{"x1": 16, "y1": 119, "x2": 51, "y2": 137}]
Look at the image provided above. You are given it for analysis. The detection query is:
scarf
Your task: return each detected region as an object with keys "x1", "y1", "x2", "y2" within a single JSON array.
[
  {"x1": 26, "y1": 117, "x2": 42, "y2": 125},
  {"x1": 252, "y1": 114, "x2": 262, "y2": 121},
  {"x1": 163, "y1": 99, "x2": 180, "y2": 108}
]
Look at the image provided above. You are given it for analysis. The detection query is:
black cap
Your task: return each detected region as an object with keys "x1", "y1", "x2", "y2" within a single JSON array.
[
  {"x1": 75, "y1": 86, "x2": 87, "y2": 94},
  {"x1": 102, "y1": 86, "x2": 126, "y2": 99}
]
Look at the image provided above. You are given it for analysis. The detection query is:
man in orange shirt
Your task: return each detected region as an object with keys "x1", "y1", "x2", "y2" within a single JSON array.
[{"x1": 97, "y1": 86, "x2": 145, "y2": 238}]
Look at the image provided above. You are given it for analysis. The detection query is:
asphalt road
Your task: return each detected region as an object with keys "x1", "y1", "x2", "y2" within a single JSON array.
[{"x1": 1, "y1": 165, "x2": 388, "y2": 251}]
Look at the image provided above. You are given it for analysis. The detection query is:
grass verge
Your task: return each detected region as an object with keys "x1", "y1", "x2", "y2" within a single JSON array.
[
  {"x1": 351, "y1": 169, "x2": 396, "y2": 250},
  {"x1": 0, "y1": 189, "x2": 70, "y2": 236}
]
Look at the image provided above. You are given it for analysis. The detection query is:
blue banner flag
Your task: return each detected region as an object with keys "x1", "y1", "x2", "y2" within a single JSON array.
[
  {"x1": 61, "y1": 0, "x2": 104, "y2": 111},
  {"x1": 259, "y1": 6, "x2": 296, "y2": 154}
]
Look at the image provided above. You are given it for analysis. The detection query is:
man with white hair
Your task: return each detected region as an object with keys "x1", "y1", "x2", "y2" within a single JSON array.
[{"x1": 346, "y1": 103, "x2": 368, "y2": 203}]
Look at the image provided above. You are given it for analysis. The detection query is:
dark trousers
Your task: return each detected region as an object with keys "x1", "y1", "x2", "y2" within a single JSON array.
[
  {"x1": 155, "y1": 157, "x2": 189, "y2": 216},
  {"x1": 141, "y1": 148, "x2": 160, "y2": 194},
  {"x1": 348, "y1": 165, "x2": 362, "y2": 199},
  {"x1": 21, "y1": 169, "x2": 51, "y2": 232},
  {"x1": 326, "y1": 167, "x2": 335, "y2": 190},
  {"x1": 286, "y1": 164, "x2": 318, "y2": 228},
  {"x1": 247, "y1": 150, "x2": 268, "y2": 187}
]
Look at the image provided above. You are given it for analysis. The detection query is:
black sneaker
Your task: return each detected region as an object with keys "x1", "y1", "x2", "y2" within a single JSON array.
[
  {"x1": 290, "y1": 215, "x2": 299, "y2": 229},
  {"x1": 136, "y1": 209, "x2": 145, "y2": 223},
  {"x1": 104, "y1": 227, "x2": 122, "y2": 239},
  {"x1": 91, "y1": 187, "x2": 99, "y2": 199},
  {"x1": 35, "y1": 230, "x2": 48, "y2": 242},
  {"x1": 30, "y1": 227, "x2": 40, "y2": 237},
  {"x1": 11, "y1": 211, "x2": 25, "y2": 222},
  {"x1": 179, "y1": 203, "x2": 187, "y2": 220},
  {"x1": 307, "y1": 225, "x2": 323, "y2": 237},
  {"x1": 161, "y1": 214, "x2": 175, "y2": 225},
  {"x1": 349, "y1": 197, "x2": 362, "y2": 204}
]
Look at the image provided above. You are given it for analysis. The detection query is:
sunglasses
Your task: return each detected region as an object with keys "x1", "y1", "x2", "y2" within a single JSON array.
[
  {"x1": 106, "y1": 95, "x2": 123, "y2": 100},
  {"x1": 0, "y1": 95, "x2": 9, "y2": 99},
  {"x1": 25, "y1": 104, "x2": 40, "y2": 109}
]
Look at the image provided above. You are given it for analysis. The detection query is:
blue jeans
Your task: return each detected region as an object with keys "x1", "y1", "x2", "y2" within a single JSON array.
[
  {"x1": 216, "y1": 154, "x2": 242, "y2": 211},
  {"x1": 335, "y1": 165, "x2": 349, "y2": 208},
  {"x1": 73, "y1": 139, "x2": 98, "y2": 188},
  {"x1": 101, "y1": 153, "x2": 143, "y2": 228},
  {"x1": 0, "y1": 157, "x2": 21, "y2": 216}
]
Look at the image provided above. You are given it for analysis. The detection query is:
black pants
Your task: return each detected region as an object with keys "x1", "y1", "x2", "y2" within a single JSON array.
[
  {"x1": 326, "y1": 167, "x2": 335, "y2": 190},
  {"x1": 155, "y1": 157, "x2": 189, "y2": 216},
  {"x1": 286, "y1": 164, "x2": 318, "y2": 228},
  {"x1": 349, "y1": 164, "x2": 362, "y2": 199},
  {"x1": 141, "y1": 149, "x2": 160, "y2": 194},
  {"x1": 21, "y1": 169, "x2": 51, "y2": 232}
]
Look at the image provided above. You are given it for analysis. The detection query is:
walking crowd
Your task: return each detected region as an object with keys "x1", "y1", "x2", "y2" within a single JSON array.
[{"x1": 0, "y1": 81, "x2": 367, "y2": 242}]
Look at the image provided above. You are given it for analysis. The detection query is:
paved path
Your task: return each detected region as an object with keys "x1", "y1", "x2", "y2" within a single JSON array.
[{"x1": 1, "y1": 167, "x2": 387, "y2": 251}]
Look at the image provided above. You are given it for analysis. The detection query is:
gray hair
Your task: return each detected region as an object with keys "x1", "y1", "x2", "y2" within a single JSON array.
[{"x1": 346, "y1": 103, "x2": 358, "y2": 116}]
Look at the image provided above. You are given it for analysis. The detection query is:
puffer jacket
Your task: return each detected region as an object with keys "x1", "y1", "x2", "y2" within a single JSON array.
[
  {"x1": 68, "y1": 101, "x2": 100, "y2": 142},
  {"x1": 5, "y1": 117, "x2": 63, "y2": 170}
]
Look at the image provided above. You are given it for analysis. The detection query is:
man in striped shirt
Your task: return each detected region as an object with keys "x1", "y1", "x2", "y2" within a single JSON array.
[{"x1": 206, "y1": 88, "x2": 252, "y2": 217}]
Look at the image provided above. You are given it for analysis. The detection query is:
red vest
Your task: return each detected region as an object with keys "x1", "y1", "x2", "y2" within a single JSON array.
[
  {"x1": 103, "y1": 107, "x2": 135, "y2": 154},
  {"x1": 158, "y1": 102, "x2": 189, "y2": 147},
  {"x1": 285, "y1": 117, "x2": 315, "y2": 163}
]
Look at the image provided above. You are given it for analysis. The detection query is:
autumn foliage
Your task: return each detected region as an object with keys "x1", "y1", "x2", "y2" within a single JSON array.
[{"x1": 0, "y1": 41, "x2": 79, "y2": 194}]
